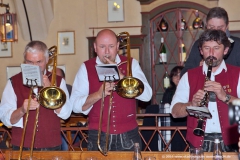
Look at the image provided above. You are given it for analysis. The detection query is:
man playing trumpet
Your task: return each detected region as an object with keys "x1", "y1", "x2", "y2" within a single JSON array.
[
  {"x1": 170, "y1": 29, "x2": 239, "y2": 152},
  {"x1": 71, "y1": 29, "x2": 152, "y2": 152}
]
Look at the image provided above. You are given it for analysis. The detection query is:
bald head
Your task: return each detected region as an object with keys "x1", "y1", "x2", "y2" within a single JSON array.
[
  {"x1": 94, "y1": 29, "x2": 119, "y2": 64},
  {"x1": 95, "y1": 29, "x2": 118, "y2": 44}
]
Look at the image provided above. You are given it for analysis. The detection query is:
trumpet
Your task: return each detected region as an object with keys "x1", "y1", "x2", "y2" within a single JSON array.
[
  {"x1": 97, "y1": 32, "x2": 144, "y2": 156},
  {"x1": 193, "y1": 57, "x2": 213, "y2": 136},
  {"x1": 18, "y1": 46, "x2": 66, "y2": 160}
]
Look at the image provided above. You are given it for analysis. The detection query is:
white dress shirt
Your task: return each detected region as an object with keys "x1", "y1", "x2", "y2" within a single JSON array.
[
  {"x1": 170, "y1": 61, "x2": 240, "y2": 133},
  {"x1": 0, "y1": 73, "x2": 72, "y2": 128},
  {"x1": 71, "y1": 55, "x2": 152, "y2": 115}
]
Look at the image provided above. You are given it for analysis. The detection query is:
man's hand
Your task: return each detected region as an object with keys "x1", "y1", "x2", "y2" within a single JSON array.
[
  {"x1": 192, "y1": 89, "x2": 206, "y2": 106},
  {"x1": 21, "y1": 98, "x2": 40, "y2": 114},
  {"x1": 42, "y1": 75, "x2": 51, "y2": 87},
  {"x1": 104, "y1": 56, "x2": 125, "y2": 79},
  {"x1": 97, "y1": 82, "x2": 115, "y2": 98},
  {"x1": 204, "y1": 81, "x2": 226, "y2": 101}
]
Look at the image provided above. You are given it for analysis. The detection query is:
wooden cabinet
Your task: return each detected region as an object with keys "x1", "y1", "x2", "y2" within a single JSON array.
[
  {"x1": 140, "y1": 2, "x2": 209, "y2": 104},
  {"x1": 151, "y1": 8, "x2": 206, "y2": 104}
]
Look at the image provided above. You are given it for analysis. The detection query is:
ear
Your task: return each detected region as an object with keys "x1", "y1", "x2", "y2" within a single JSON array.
[
  {"x1": 93, "y1": 42, "x2": 97, "y2": 53},
  {"x1": 116, "y1": 41, "x2": 120, "y2": 51},
  {"x1": 223, "y1": 47, "x2": 229, "y2": 55},
  {"x1": 199, "y1": 47, "x2": 203, "y2": 56}
]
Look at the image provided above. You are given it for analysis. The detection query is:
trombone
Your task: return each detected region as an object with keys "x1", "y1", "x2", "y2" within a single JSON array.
[
  {"x1": 18, "y1": 46, "x2": 66, "y2": 160},
  {"x1": 97, "y1": 32, "x2": 144, "y2": 156}
]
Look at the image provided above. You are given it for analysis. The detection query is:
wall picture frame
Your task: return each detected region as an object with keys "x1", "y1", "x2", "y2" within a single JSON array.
[
  {"x1": 0, "y1": 42, "x2": 12, "y2": 57},
  {"x1": 107, "y1": 0, "x2": 124, "y2": 22},
  {"x1": 57, "y1": 31, "x2": 75, "y2": 55}
]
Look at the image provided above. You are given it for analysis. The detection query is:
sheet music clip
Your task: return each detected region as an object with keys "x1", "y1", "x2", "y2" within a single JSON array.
[
  {"x1": 95, "y1": 64, "x2": 120, "y2": 82},
  {"x1": 25, "y1": 78, "x2": 39, "y2": 88}
]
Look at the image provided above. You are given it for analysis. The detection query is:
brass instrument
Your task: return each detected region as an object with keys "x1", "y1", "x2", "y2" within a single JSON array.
[
  {"x1": 193, "y1": 57, "x2": 213, "y2": 136},
  {"x1": 18, "y1": 46, "x2": 66, "y2": 160},
  {"x1": 38, "y1": 46, "x2": 66, "y2": 109},
  {"x1": 97, "y1": 32, "x2": 144, "y2": 156}
]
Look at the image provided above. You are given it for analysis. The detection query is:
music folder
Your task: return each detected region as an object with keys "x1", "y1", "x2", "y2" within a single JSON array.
[
  {"x1": 21, "y1": 63, "x2": 43, "y2": 87},
  {"x1": 95, "y1": 64, "x2": 120, "y2": 82},
  {"x1": 186, "y1": 106, "x2": 212, "y2": 119}
]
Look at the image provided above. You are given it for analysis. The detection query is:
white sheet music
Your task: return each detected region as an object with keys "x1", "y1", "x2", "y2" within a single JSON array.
[
  {"x1": 21, "y1": 64, "x2": 43, "y2": 87},
  {"x1": 186, "y1": 106, "x2": 212, "y2": 119},
  {"x1": 95, "y1": 64, "x2": 120, "y2": 81}
]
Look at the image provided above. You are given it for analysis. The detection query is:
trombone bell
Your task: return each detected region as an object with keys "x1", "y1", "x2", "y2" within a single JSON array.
[
  {"x1": 115, "y1": 76, "x2": 144, "y2": 98},
  {"x1": 38, "y1": 87, "x2": 66, "y2": 109},
  {"x1": 38, "y1": 46, "x2": 66, "y2": 110}
]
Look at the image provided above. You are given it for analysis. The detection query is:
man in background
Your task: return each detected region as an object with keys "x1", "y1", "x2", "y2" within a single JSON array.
[
  {"x1": 181, "y1": 7, "x2": 240, "y2": 76},
  {"x1": 56, "y1": 68, "x2": 72, "y2": 95}
]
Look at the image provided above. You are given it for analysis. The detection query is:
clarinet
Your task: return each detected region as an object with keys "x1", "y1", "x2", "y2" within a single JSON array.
[{"x1": 193, "y1": 57, "x2": 213, "y2": 136}]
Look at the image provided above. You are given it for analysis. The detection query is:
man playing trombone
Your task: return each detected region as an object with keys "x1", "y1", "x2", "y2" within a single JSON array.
[
  {"x1": 71, "y1": 29, "x2": 152, "y2": 152},
  {"x1": 170, "y1": 29, "x2": 239, "y2": 152},
  {"x1": 0, "y1": 41, "x2": 72, "y2": 151}
]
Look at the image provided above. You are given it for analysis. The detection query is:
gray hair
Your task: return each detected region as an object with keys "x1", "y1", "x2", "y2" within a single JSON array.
[{"x1": 23, "y1": 41, "x2": 49, "y2": 61}]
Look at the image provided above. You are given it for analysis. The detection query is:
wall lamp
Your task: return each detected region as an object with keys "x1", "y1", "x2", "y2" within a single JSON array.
[{"x1": 0, "y1": 0, "x2": 17, "y2": 42}]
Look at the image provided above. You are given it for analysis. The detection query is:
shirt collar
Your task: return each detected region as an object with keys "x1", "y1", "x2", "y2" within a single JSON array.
[
  {"x1": 202, "y1": 60, "x2": 227, "y2": 76},
  {"x1": 96, "y1": 54, "x2": 121, "y2": 64}
]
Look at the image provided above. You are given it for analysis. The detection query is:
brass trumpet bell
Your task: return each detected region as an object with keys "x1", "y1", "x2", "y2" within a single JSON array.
[
  {"x1": 38, "y1": 86, "x2": 66, "y2": 109},
  {"x1": 115, "y1": 76, "x2": 144, "y2": 98}
]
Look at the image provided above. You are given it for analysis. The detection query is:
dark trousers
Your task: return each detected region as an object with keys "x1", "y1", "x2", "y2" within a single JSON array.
[
  {"x1": 189, "y1": 133, "x2": 238, "y2": 152},
  {"x1": 12, "y1": 145, "x2": 61, "y2": 151},
  {"x1": 87, "y1": 127, "x2": 141, "y2": 151}
]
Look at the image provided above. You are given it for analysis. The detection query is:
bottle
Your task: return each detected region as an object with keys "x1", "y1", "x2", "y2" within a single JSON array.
[
  {"x1": 133, "y1": 143, "x2": 142, "y2": 160},
  {"x1": 213, "y1": 139, "x2": 223, "y2": 160},
  {"x1": 159, "y1": 37, "x2": 167, "y2": 64},
  {"x1": 163, "y1": 71, "x2": 170, "y2": 89},
  {"x1": 176, "y1": 17, "x2": 187, "y2": 30},
  {"x1": 192, "y1": 10, "x2": 204, "y2": 29},
  {"x1": 180, "y1": 43, "x2": 186, "y2": 63},
  {"x1": 158, "y1": 18, "x2": 168, "y2": 32}
]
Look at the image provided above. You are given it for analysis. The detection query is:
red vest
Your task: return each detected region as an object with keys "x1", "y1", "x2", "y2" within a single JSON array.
[
  {"x1": 85, "y1": 56, "x2": 137, "y2": 134},
  {"x1": 11, "y1": 72, "x2": 62, "y2": 148},
  {"x1": 187, "y1": 65, "x2": 239, "y2": 147}
]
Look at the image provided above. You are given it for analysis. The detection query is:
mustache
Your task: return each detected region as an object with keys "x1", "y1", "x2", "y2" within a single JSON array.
[
  {"x1": 206, "y1": 56, "x2": 217, "y2": 61},
  {"x1": 205, "y1": 56, "x2": 218, "y2": 66}
]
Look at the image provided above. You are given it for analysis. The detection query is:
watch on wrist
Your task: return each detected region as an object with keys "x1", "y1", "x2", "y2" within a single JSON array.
[{"x1": 224, "y1": 94, "x2": 231, "y2": 103}]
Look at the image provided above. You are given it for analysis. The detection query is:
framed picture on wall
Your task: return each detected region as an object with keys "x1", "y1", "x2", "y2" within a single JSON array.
[
  {"x1": 0, "y1": 42, "x2": 12, "y2": 57},
  {"x1": 57, "y1": 31, "x2": 75, "y2": 55}
]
